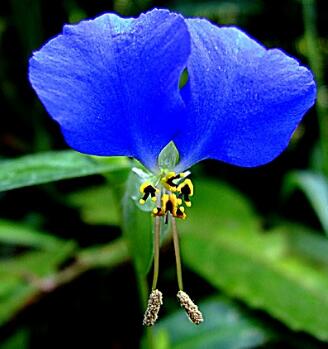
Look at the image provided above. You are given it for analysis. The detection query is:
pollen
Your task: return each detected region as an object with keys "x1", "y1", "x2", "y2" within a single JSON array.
[
  {"x1": 177, "y1": 290, "x2": 203, "y2": 325},
  {"x1": 143, "y1": 289, "x2": 163, "y2": 326}
]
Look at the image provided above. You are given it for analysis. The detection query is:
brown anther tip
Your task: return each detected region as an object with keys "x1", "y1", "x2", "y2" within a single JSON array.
[
  {"x1": 177, "y1": 290, "x2": 204, "y2": 325},
  {"x1": 143, "y1": 289, "x2": 163, "y2": 327}
]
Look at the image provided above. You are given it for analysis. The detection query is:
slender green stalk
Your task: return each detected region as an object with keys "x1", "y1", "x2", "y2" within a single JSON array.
[
  {"x1": 302, "y1": 0, "x2": 328, "y2": 175},
  {"x1": 171, "y1": 216, "x2": 184, "y2": 291},
  {"x1": 152, "y1": 216, "x2": 161, "y2": 290}
]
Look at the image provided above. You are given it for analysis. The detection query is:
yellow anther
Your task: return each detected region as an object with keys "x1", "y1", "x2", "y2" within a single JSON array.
[
  {"x1": 149, "y1": 173, "x2": 193, "y2": 220},
  {"x1": 152, "y1": 192, "x2": 187, "y2": 220},
  {"x1": 161, "y1": 193, "x2": 170, "y2": 206},
  {"x1": 139, "y1": 181, "x2": 158, "y2": 204},
  {"x1": 177, "y1": 179, "x2": 193, "y2": 196},
  {"x1": 176, "y1": 206, "x2": 186, "y2": 220},
  {"x1": 165, "y1": 171, "x2": 176, "y2": 178},
  {"x1": 161, "y1": 172, "x2": 180, "y2": 192},
  {"x1": 140, "y1": 181, "x2": 151, "y2": 193},
  {"x1": 177, "y1": 178, "x2": 193, "y2": 207}
]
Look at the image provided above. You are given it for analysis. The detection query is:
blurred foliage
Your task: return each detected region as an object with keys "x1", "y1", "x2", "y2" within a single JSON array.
[
  {"x1": 181, "y1": 180, "x2": 328, "y2": 341},
  {"x1": 0, "y1": 0, "x2": 328, "y2": 348},
  {"x1": 149, "y1": 297, "x2": 275, "y2": 349}
]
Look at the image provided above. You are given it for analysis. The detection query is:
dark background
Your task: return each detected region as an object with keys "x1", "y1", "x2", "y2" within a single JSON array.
[{"x1": 0, "y1": 0, "x2": 326, "y2": 348}]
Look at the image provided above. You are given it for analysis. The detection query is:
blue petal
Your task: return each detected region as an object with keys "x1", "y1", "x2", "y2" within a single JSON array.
[
  {"x1": 29, "y1": 9, "x2": 190, "y2": 171},
  {"x1": 175, "y1": 19, "x2": 316, "y2": 171}
]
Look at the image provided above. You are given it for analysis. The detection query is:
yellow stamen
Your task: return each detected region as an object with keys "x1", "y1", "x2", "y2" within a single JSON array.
[
  {"x1": 139, "y1": 181, "x2": 158, "y2": 204},
  {"x1": 139, "y1": 181, "x2": 151, "y2": 193},
  {"x1": 161, "y1": 171, "x2": 180, "y2": 192},
  {"x1": 177, "y1": 178, "x2": 194, "y2": 207}
]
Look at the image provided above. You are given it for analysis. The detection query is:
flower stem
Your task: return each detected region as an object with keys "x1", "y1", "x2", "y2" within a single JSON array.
[
  {"x1": 152, "y1": 216, "x2": 161, "y2": 290},
  {"x1": 171, "y1": 216, "x2": 184, "y2": 291}
]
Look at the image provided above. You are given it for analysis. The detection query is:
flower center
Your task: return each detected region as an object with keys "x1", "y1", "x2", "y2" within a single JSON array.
[
  {"x1": 139, "y1": 169, "x2": 203, "y2": 326},
  {"x1": 139, "y1": 171, "x2": 194, "y2": 220}
]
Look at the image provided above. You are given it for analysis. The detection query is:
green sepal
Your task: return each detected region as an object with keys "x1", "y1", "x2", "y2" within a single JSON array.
[
  {"x1": 158, "y1": 141, "x2": 180, "y2": 171},
  {"x1": 122, "y1": 171, "x2": 154, "y2": 275}
]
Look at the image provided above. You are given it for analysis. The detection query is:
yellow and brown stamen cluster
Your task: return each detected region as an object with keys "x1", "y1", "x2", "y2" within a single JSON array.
[
  {"x1": 139, "y1": 181, "x2": 159, "y2": 204},
  {"x1": 139, "y1": 171, "x2": 193, "y2": 220},
  {"x1": 140, "y1": 170, "x2": 203, "y2": 325}
]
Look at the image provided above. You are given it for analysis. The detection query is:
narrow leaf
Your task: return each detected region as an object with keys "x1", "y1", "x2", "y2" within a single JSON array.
[
  {"x1": 0, "y1": 241, "x2": 76, "y2": 325},
  {"x1": 283, "y1": 171, "x2": 328, "y2": 234},
  {"x1": 68, "y1": 185, "x2": 120, "y2": 226},
  {"x1": 0, "y1": 220, "x2": 64, "y2": 250},
  {"x1": 77, "y1": 238, "x2": 129, "y2": 268},
  {"x1": 1, "y1": 241, "x2": 76, "y2": 277},
  {"x1": 0, "y1": 329, "x2": 29, "y2": 349},
  {"x1": 0, "y1": 150, "x2": 131, "y2": 192},
  {"x1": 275, "y1": 223, "x2": 328, "y2": 265}
]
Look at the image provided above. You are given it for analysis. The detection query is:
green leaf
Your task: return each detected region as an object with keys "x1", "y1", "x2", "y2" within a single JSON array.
[
  {"x1": 0, "y1": 241, "x2": 76, "y2": 326},
  {"x1": 0, "y1": 220, "x2": 65, "y2": 250},
  {"x1": 68, "y1": 185, "x2": 120, "y2": 226},
  {"x1": 0, "y1": 237, "x2": 129, "y2": 327},
  {"x1": 77, "y1": 238, "x2": 129, "y2": 268},
  {"x1": 275, "y1": 223, "x2": 328, "y2": 266},
  {"x1": 158, "y1": 141, "x2": 180, "y2": 170},
  {"x1": 1, "y1": 241, "x2": 76, "y2": 277},
  {"x1": 0, "y1": 282, "x2": 38, "y2": 327},
  {"x1": 283, "y1": 171, "x2": 328, "y2": 234},
  {"x1": 173, "y1": 0, "x2": 261, "y2": 24},
  {"x1": 180, "y1": 180, "x2": 328, "y2": 341},
  {"x1": 0, "y1": 329, "x2": 29, "y2": 349},
  {"x1": 0, "y1": 150, "x2": 131, "y2": 192},
  {"x1": 122, "y1": 171, "x2": 153, "y2": 275},
  {"x1": 154, "y1": 297, "x2": 274, "y2": 349},
  {"x1": 185, "y1": 179, "x2": 259, "y2": 232}
]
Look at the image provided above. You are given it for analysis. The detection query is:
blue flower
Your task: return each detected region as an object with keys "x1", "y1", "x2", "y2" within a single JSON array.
[
  {"x1": 28, "y1": 8, "x2": 316, "y2": 174},
  {"x1": 28, "y1": 9, "x2": 317, "y2": 324}
]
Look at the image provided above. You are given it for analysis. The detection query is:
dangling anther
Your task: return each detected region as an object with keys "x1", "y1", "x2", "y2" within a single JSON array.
[
  {"x1": 177, "y1": 290, "x2": 203, "y2": 325},
  {"x1": 139, "y1": 182, "x2": 158, "y2": 204},
  {"x1": 177, "y1": 178, "x2": 193, "y2": 207},
  {"x1": 143, "y1": 289, "x2": 163, "y2": 326}
]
